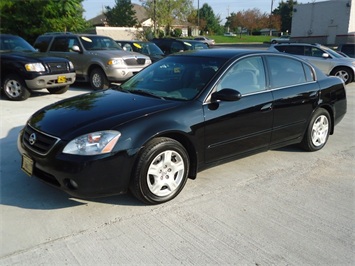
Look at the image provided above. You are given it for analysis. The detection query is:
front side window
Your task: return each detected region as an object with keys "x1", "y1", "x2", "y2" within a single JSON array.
[
  {"x1": 216, "y1": 56, "x2": 266, "y2": 95},
  {"x1": 50, "y1": 37, "x2": 68, "y2": 52}
]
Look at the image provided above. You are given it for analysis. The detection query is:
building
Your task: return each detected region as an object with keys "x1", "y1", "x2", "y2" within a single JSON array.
[{"x1": 291, "y1": 0, "x2": 354, "y2": 45}]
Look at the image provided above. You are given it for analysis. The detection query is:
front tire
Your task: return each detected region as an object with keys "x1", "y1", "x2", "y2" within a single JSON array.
[
  {"x1": 2, "y1": 74, "x2": 31, "y2": 101},
  {"x1": 330, "y1": 67, "x2": 353, "y2": 84},
  {"x1": 89, "y1": 68, "x2": 109, "y2": 90},
  {"x1": 47, "y1": 85, "x2": 69, "y2": 94},
  {"x1": 130, "y1": 137, "x2": 189, "y2": 204},
  {"x1": 301, "y1": 108, "x2": 330, "y2": 151}
]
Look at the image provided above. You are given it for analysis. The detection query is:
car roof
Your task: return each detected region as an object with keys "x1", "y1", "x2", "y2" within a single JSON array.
[{"x1": 169, "y1": 48, "x2": 272, "y2": 59}]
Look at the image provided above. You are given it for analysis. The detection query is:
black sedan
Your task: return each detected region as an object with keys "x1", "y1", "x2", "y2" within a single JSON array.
[{"x1": 18, "y1": 49, "x2": 347, "y2": 204}]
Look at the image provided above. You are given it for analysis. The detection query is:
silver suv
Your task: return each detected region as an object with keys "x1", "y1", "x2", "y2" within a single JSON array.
[
  {"x1": 34, "y1": 33, "x2": 152, "y2": 89},
  {"x1": 269, "y1": 43, "x2": 355, "y2": 84}
]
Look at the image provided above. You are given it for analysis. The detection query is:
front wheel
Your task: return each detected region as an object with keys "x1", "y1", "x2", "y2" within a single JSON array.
[
  {"x1": 330, "y1": 67, "x2": 353, "y2": 84},
  {"x1": 130, "y1": 137, "x2": 190, "y2": 204},
  {"x1": 89, "y1": 68, "x2": 109, "y2": 90},
  {"x1": 2, "y1": 74, "x2": 31, "y2": 101},
  {"x1": 301, "y1": 108, "x2": 331, "y2": 151},
  {"x1": 47, "y1": 85, "x2": 69, "y2": 94}
]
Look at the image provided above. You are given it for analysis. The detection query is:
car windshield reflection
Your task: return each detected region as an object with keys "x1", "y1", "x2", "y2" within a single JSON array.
[{"x1": 121, "y1": 56, "x2": 223, "y2": 100}]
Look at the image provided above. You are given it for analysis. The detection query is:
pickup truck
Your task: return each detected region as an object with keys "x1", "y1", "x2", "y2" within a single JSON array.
[{"x1": 0, "y1": 34, "x2": 76, "y2": 101}]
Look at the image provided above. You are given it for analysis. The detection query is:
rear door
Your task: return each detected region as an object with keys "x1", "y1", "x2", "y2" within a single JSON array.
[{"x1": 265, "y1": 55, "x2": 319, "y2": 147}]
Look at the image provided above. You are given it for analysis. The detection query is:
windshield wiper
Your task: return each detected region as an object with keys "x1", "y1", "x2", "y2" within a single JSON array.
[{"x1": 130, "y1": 89, "x2": 165, "y2": 100}]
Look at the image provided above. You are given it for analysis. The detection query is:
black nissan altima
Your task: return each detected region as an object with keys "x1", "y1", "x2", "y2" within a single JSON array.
[{"x1": 18, "y1": 49, "x2": 347, "y2": 204}]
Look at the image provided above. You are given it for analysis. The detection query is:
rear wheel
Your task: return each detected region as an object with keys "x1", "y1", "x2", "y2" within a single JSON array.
[
  {"x1": 330, "y1": 67, "x2": 353, "y2": 84},
  {"x1": 130, "y1": 137, "x2": 189, "y2": 204},
  {"x1": 2, "y1": 74, "x2": 31, "y2": 101},
  {"x1": 89, "y1": 68, "x2": 109, "y2": 90},
  {"x1": 301, "y1": 108, "x2": 330, "y2": 151},
  {"x1": 47, "y1": 85, "x2": 69, "y2": 94}
]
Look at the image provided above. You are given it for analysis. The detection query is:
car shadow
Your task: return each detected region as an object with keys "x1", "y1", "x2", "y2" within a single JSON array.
[{"x1": 0, "y1": 126, "x2": 144, "y2": 210}]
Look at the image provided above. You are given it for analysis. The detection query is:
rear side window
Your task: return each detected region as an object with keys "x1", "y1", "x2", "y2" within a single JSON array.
[
  {"x1": 267, "y1": 56, "x2": 308, "y2": 88},
  {"x1": 275, "y1": 45, "x2": 304, "y2": 55},
  {"x1": 33, "y1": 36, "x2": 52, "y2": 52}
]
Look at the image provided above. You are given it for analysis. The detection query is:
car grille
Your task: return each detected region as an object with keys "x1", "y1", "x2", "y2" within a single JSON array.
[
  {"x1": 23, "y1": 124, "x2": 60, "y2": 155},
  {"x1": 124, "y1": 58, "x2": 146, "y2": 65},
  {"x1": 47, "y1": 62, "x2": 68, "y2": 74}
]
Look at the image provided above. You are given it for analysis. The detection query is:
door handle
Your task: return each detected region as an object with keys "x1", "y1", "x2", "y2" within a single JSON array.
[{"x1": 261, "y1": 103, "x2": 273, "y2": 112}]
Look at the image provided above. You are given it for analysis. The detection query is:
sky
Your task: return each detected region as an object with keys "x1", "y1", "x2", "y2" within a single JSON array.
[{"x1": 82, "y1": 0, "x2": 322, "y2": 22}]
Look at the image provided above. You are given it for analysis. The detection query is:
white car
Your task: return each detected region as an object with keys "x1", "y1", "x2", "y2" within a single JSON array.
[
  {"x1": 224, "y1": 32, "x2": 236, "y2": 37},
  {"x1": 271, "y1": 35, "x2": 290, "y2": 44}
]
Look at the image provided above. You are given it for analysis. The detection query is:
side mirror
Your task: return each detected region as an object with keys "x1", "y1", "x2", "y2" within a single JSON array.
[
  {"x1": 322, "y1": 53, "x2": 330, "y2": 58},
  {"x1": 211, "y1": 88, "x2": 242, "y2": 102},
  {"x1": 71, "y1": 45, "x2": 81, "y2": 53}
]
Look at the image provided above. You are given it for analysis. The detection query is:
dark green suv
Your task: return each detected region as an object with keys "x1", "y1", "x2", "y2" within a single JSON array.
[{"x1": 34, "y1": 33, "x2": 152, "y2": 90}]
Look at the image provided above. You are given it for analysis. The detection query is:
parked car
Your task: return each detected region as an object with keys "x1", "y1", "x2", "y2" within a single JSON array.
[
  {"x1": 116, "y1": 40, "x2": 164, "y2": 62},
  {"x1": 0, "y1": 34, "x2": 75, "y2": 101},
  {"x1": 152, "y1": 38, "x2": 208, "y2": 55},
  {"x1": 33, "y1": 33, "x2": 151, "y2": 90},
  {"x1": 271, "y1": 35, "x2": 290, "y2": 44},
  {"x1": 336, "y1": 43, "x2": 355, "y2": 58},
  {"x1": 18, "y1": 49, "x2": 347, "y2": 204},
  {"x1": 194, "y1": 36, "x2": 215, "y2": 47},
  {"x1": 269, "y1": 43, "x2": 355, "y2": 84},
  {"x1": 224, "y1": 32, "x2": 236, "y2": 37}
]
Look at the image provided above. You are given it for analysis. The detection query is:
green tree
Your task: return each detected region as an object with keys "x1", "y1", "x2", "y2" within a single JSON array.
[
  {"x1": 142, "y1": 0, "x2": 193, "y2": 36},
  {"x1": 273, "y1": 0, "x2": 298, "y2": 33},
  {"x1": 198, "y1": 3, "x2": 222, "y2": 35},
  {"x1": 0, "y1": 0, "x2": 88, "y2": 42},
  {"x1": 105, "y1": 0, "x2": 138, "y2": 27}
]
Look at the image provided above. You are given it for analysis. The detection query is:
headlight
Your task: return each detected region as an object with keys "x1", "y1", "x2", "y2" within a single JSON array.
[
  {"x1": 25, "y1": 63, "x2": 45, "y2": 72},
  {"x1": 63, "y1": 130, "x2": 121, "y2": 155},
  {"x1": 68, "y1": 61, "x2": 75, "y2": 70},
  {"x1": 108, "y1": 58, "x2": 124, "y2": 66}
]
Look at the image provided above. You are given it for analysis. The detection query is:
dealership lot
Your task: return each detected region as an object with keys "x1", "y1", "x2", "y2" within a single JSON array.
[{"x1": 1, "y1": 82, "x2": 354, "y2": 264}]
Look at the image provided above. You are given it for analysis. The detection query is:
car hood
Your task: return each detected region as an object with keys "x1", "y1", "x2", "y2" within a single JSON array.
[
  {"x1": 0, "y1": 51, "x2": 70, "y2": 63},
  {"x1": 86, "y1": 49, "x2": 149, "y2": 59},
  {"x1": 28, "y1": 89, "x2": 182, "y2": 140}
]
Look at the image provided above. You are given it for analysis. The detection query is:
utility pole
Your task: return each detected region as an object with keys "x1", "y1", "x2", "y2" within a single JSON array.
[
  {"x1": 197, "y1": 0, "x2": 200, "y2": 35},
  {"x1": 270, "y1": 0, "x2": 275, "y2": 36}
]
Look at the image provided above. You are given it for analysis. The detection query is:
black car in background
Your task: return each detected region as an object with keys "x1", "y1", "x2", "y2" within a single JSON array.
[
  {"x1": 116, "y1": 40, "x2": 165, "y2": 62},
  {"x1": 0, "y1": 34, "x2": 76, "y2": 101},
  {"x1": 152, "y1": 38, "x2": 208, "y2": 55},
  {"x1": 18, "y1": 49, "x2": 347, "y2": 204}
]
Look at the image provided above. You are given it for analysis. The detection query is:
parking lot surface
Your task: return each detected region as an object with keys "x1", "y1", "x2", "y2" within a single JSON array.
[{"x1": 1, "y1": 82, "x2": 354, "y2": 265}]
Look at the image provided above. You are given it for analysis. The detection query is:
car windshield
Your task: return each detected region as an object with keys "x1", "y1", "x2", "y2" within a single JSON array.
[
  {"x1": 120, "y1": 55, "x2": 225, "y2": 100},
  {"x1": 321, "y1": 45, "x2": 346, "y2": 59},
  {"x1": 80, "y1": 36, "x2": 122, "y2": 51},
  {"x1": 0, "y1": 35, "x2": 36, "y2": 52},
  {"x1": 134, "y1": 42, "x2": 164, "y2": 55}
]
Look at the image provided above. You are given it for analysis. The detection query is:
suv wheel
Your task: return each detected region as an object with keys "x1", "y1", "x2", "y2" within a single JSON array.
[
  {"x1": 330, "y1": 67, "x2": 353, "y2": 84},
  {"x1": 90, "y1": 68, "x2": 110, "y2": 90},
  {"x1": 2, "y1": 74, "x2": 31, "y2": 101}
]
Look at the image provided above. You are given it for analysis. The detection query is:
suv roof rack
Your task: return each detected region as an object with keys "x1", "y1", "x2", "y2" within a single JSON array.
[{"x1": 44, "y1": 32, "x2": 73, "y2": 35}]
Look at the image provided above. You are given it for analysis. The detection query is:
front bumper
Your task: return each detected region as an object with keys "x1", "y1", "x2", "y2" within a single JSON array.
[
  {"x1": 17, "y1": 128, "x2": 135, "y2": 199},
  {"x1": 105, "y1": 66, "x2": 148, "y2": 82},
  {"x1": 25, "y1": 73, "x2": 76, "y2": 90}
]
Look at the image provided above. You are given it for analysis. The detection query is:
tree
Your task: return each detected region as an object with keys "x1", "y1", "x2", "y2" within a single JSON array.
[
  {"x1": 0, "y1": 0, "x2": 88, "y2": 43},
  {"x1": 273, "y1": 0, "x2": 298, "y2": 33},
  {"x1": 198, "y1": 3, "x2": 222, "y2": 35},
  {"x1": 104, "y1": 0, "x2": 138, "y2": 27},
  {"x1": 225, "y1": 9, "x2": 274, "y2": 35},
  {"x1": 141, "y1": 0, "x2": 193, "y2": 36}
]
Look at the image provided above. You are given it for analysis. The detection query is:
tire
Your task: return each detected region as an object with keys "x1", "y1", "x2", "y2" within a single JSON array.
[
  {"x1": 2, "y1": 74, "x2": 31, "y2": 101},
  {"x1": 330, "y1": 67, "x2": 353, "y2": 84},
  {"x1": 130, "y1": 137, "x2": 189, "y2": 204},
  {"x1": 301, "y1": 108, "x2": 331, "y2": 151},
  {"x1": 47, "y1": 85, "x2": 69, "y2": 94},
  {"x1": 89, "y1": 68, "x2": 110, "y2": 90}
]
